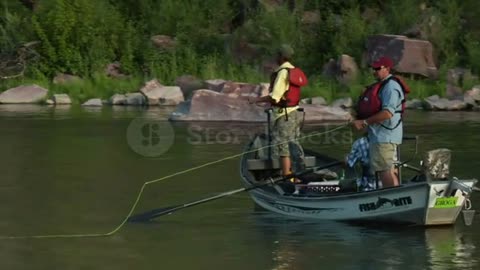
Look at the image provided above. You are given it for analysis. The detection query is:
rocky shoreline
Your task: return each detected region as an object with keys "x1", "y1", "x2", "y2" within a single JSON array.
[{"x1": 1, "y1": 78, "x2": 479, "y2": 123}]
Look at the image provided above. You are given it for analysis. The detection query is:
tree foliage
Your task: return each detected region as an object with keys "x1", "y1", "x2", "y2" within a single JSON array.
[{"x1": 1, "y1": 0, "x2": 480, "y2": 82}]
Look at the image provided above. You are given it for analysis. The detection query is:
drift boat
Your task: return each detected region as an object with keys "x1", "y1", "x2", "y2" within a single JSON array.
[{"x1": 240, "y1": 135, "x2": 478, "y2": 226}]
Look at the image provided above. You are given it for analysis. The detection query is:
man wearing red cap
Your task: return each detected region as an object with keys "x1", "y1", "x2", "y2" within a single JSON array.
[{"x1": 352, "y1": 56, "x2": 404, "y2": 188}]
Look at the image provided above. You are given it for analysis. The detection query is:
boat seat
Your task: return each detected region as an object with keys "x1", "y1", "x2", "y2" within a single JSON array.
[{"x1": 247, "y1": 156, "x2": 316, "y2": 170}]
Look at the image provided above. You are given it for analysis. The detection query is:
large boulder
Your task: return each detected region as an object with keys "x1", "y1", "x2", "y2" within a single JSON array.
[
  {"x1": 170, "y1": 89, "x2": 266, "y2": 122},
  {"x1": 337, "y1": 55, "x2": 359, "y2": 85},
  {"x1": 53, "y1": 94, "x2": 71, "y2": 105},
  {"x1": 220, "y1": 82, "x2": 264, "y2": 98},
  {"x1": 175, "y1": 75, "x2": 204, "y2": 99},
  {"x1": 301, "y1": 105, "x2": 352, "y2": 122},
  {"x1": 205, "y1": 79, "x2": 227, "y2": 92},
  {"x1": 169, "y1": 89, "x2": 351, "y2": 122},
  {"x1": 365, "y1": 35, "x2": 438, "y2": 78},
  {"x1": 139, "y1": 79, "x2": 184, "y2": 106},
  {"x1": 109, "y1": 94, "x2": 127, "y2": 105},
  {"x1": 125, "y1": 93, "x2": 147, "y2": 106},
  {"x1": 82, "y1": 98, "x2": 102, "y2": 107},
  {"x1": 0, "y1": 84, "x2": 48, "y2": 103}
]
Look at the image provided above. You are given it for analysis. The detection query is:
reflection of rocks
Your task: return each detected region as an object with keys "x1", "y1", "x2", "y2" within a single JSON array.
[
  {"x1": 170, "y1": 89, "x2": 351, "y2": 122},
  {"x1": 0, "y1": 84, "x2": 48, "y2": 104}
]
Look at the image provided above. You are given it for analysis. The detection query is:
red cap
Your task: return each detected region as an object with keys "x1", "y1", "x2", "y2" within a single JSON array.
[{"x1": 371, "y1": 56, "x2": 394, "y2": 68}]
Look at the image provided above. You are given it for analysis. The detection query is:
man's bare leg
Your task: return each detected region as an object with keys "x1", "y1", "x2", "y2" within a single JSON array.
[
  {"x1": 281, "y1": 156, "x2": 292, "y2": 176},
  {"x1": 378, "y1": 168, "x2": 399, "y2": 188}
]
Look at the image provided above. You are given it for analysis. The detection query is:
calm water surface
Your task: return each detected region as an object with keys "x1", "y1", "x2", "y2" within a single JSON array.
[{"x1": 0, "y1": 105, "x2": 479, "y2": 270}]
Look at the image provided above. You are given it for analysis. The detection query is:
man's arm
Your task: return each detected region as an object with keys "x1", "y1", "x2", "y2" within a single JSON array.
[{"x1": 248, "y1": 69, "x2": 289, "y2": 104}]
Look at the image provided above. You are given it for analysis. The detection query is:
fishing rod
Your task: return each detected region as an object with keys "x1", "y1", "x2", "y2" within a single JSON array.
[{"x1": 128, "y1": 160, "x2": 343, "y2": 222}]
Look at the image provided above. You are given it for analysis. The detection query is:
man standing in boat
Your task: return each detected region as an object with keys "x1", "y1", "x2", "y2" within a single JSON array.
[
  {"x1": 352, "y1": 56, "x2": 407, "y2": 188},
  {"x1": 248, "y1": 44, "x2": 305, "y2": 183}
]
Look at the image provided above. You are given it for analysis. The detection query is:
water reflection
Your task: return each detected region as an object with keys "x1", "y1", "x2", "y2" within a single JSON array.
[
  {"x1": 425, "y1": 227, "x2": 477, "y2": 270},
  {"x1": 249, "y1": 210, "x2": 478, "y2": 270}
]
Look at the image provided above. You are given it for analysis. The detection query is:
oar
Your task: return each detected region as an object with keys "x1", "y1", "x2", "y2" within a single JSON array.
[{"x1": 128, "y1": 160, "x2": 343, "y2": 222}]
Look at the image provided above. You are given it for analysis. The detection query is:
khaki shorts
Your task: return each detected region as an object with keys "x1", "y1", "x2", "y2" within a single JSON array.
[{"x1": 369, "y1": 143, "x2": 398, "y2": 173}]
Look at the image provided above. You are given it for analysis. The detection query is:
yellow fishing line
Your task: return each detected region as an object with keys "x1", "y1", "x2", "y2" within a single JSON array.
[{"x1": 0, "y1": 123, "x2": 350, "y2": 240}]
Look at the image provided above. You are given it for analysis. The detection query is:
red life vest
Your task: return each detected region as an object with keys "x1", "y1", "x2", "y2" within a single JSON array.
[
  {"x1": 269, "y1": 67, "x2": 308, "y2": 107},
  {"x1": 357, "y1": 75, "x2": 410, "y2": 120}
]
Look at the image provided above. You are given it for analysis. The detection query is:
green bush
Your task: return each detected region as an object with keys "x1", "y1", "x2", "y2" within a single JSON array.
[{"x1": 2, "y1": 0, "x2": 480, "y2": 103}]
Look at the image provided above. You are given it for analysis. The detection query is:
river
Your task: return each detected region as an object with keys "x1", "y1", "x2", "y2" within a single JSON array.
[{"x1": 0, "y1": 104, "x2": 479, "y2": 270}]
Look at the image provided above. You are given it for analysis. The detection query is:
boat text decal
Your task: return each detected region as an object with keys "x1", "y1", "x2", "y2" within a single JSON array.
[
  {"x1": 434, "y1": 197, "x2": 458, "y2": 208},
  {"x1": 358, "y1": 196, "x2": 412, "y2": 212}
]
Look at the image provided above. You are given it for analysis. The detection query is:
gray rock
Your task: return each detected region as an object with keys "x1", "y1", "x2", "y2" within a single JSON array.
[
  {"x1": 53, "y1": 94, "x2": 71, "y2": 105},
  {"x1": 0, "y1": 84, "x2": 48, "y2": 104},
  {"x1": 405, "y1": 98, "x2": 423, "y2": 109},
  {"x1": 125, "y1": 93, "x2": 147, "y2": 106},
  {"x1": 311, "y1": 96, "x2": 327, "y2": 106},
  {"x1": 175, "y1": 75, "x2": 204, "y2": 98},
  {"x1": 109, "y1": 94, "x2": 127, "y2": 105},
  {"x1": 423, "y1": 95, "x2": 468, "y2": 111},
  {"x1": 331, "y1": 97, "x2": 353, "y2": 108},
  {"x1": 46, "y1": 99, "x2": 54, "y2": 105},
  {"x1": 82, "y1": 98, "x2": 102, "y2": 107},
  {"x1": 300, "y1": 98, "x2": 312, "y2": 104},
  {"x1": 337, "y1": 54, "x2": 359, "y2": 85},
  {"x1": 204, "y1": 79, "x2": 227, "y2": 92},
  {"x1": 446, "y1": 84, "x2": 463, "y2": 99},
  {"x1": 465, "y1": 86, "x2": 480, "y2": 102}
]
